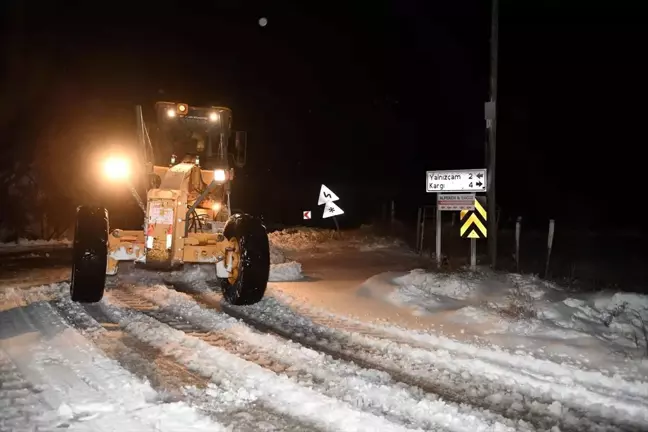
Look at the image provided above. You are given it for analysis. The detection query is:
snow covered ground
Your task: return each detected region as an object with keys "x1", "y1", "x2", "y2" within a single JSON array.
[
  {"x1": 1, "y1": 227, "x2": 648, "y2": 431},
  {"x1": 0, "y1": 238, "x2": 71, "y2": 255},
  {"x1": 364, "y1": 268, "x2": 648, "y2": 368},
  {"x1": 0, "y1": 284, "x2": 223, "y2": 431},
  {"x1": 267, "y1": 226, "x2": 406, "y2": 282},
  {"x1": 269, "y1": 226, "x2": 405, "y2": 253}
]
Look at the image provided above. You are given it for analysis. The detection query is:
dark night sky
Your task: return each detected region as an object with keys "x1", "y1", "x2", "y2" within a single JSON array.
[{"x1": 1, "y1": 0, "x2": 646, "y2": 231}]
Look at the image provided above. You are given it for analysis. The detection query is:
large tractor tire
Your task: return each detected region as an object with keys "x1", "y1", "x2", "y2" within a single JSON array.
[
  {"x1": 218, "y1": 213, "x2": 270, "y2": 305},
  {"x1": 70, "y1": 206, "x2": 109, "y2": 303}
]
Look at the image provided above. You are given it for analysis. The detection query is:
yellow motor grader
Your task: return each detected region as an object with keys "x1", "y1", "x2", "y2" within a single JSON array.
[{"x1": 70, "y1": 102, "x2": 270, "y2": 305}]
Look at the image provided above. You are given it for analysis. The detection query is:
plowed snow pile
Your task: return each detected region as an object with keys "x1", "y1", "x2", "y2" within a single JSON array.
[
  {"x1": 268, "y1": 226, "x2": 404, "y2": 282},
  {"x1": 363, "y1": 268, "x2": 648, "y2": 369},
  {"x1": 0, "y1": 238, "x2": 71, "y2": 248},
  {"x1": 268, "y1": 226, "x2": 404, "y2": 253},
  {"x1": 0, "y1": 238, "x2": 71, "y2": 254}
]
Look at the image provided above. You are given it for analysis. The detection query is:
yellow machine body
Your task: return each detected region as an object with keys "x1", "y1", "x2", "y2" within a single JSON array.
[{"x1": 106, "y1": 162, "x2": 235, "y2": 275}]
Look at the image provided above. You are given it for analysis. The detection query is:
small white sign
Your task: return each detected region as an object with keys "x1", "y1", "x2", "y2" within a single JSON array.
[
  {"x1": 303, "y1": 210, "x2": 311, "y2": 220},
  {"x1": 426, "y1": 169, "x2": 487, "y2": 193},
  {"x1": 437, "y1": 193, "x2": 475, "y2": 211},
  {"x1": 318, "y1": 184, "x2": 340, "y2": 205},
  {"x1": 322, "y1": 201, "x2": 344, "y2": 218}
]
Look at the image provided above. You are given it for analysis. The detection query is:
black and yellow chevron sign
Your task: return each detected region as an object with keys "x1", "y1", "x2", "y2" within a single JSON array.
[{"x1": 460, "y1": 196, "x2": 487, "y2": 239}]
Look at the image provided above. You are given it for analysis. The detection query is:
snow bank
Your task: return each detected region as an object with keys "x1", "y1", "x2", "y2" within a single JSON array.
[
  {"x1": 367, "y1": 268, "x2": 648, "y2": 365},
  {"x1": 270, "y1": 244, "x2": 287, "y2": 264},
  {"x1": 247, "y1": 291, "x2": 648, "y2": 430},
  {"x1": 0, "y1": 238, "x2": 71, "y2": 247},
  {"x1": 0, "y1": 238, "x2": 71, "y2": 252},
  {"x1": 269, "y1": 261, "x2": 303, "y2": 282},
  {"x1": 268, "y1": 227, "x2": 404, "y2": 253},
  {"x1": 268, "y1": 237, "x2": 304, "y2": 281}
]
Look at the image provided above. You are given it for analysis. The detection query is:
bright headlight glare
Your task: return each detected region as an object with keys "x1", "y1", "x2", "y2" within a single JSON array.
[
  {"x1": 166, "y1": 108, "x2": 176, "y2": 118},
  {"x1": 104, "y1": 156, "x2": 130, "y2": 180},
  {"x1": 209, "y1": 112, "x2": 219, "y2": 122},
  {"x1": 212, "y1": 202, "x2": 221, "y2": 211},
  {"x1": 213, "y1": 169, "x2": 227, "y2": 182}
]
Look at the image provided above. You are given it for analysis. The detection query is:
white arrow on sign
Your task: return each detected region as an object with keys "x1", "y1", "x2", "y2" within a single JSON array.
[
  {"x1": 318, "y1": 184, "x2": 340, "y2": 205},
  {"x1": 322, "y1": 201, "x2": 344, "y2": 218}
]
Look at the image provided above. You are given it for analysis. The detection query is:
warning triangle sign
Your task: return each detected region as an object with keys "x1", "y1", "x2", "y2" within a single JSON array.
[
  {"x1": 322, "y1": 201, "x2": 344, "y2": 218},
  {"x1": 318, "y1": 184, "x2": 340, "y2": 205}
]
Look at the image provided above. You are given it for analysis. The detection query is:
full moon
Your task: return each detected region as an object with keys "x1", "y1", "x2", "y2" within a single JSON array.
[{"x1": 258, "y1": 17, "x2": 268, "y2": 27}]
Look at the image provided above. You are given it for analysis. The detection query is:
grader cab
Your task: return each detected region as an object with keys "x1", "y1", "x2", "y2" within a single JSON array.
[{"x1": 70, "y1": 102, "x2": 270, "y2": 305}]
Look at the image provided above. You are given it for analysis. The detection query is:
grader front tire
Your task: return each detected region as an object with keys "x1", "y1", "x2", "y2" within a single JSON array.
[
  {"x1": 70, "y1": 206, "x2": 109, "y2": 303},
  {"x1": 218, "y1": 214, "x2": 270, "y2": 305}
]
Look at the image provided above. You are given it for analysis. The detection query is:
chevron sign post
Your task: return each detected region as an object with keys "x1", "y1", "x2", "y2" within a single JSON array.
[
  {"x1": 459, "y1": 196, "x2": 487, "y2": 270},
  {"x1": 318, "y1": 184, "x2": 343, "y2": 229}
]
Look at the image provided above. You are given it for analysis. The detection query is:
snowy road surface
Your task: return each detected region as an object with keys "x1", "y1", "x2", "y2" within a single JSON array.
[{"x1": 1, "y1": 231, "x2": 647, "y2": 431}]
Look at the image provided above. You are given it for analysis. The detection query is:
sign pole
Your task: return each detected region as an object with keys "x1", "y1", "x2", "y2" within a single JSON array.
[
  {"x1": 470, "y1": 238, "x2": 477, "y2": 269},
  {"x1": 416, "y1": 208, "x2": 422, "y2": 252},
  {"x1": 515, "y1": 216, "x2": 521, "y2": 272},
  {"x1": 544, "y1": 219, "x2": 555, "y2": 278},
  {"x1": 420, "y1": 207, "x2": 427, "y2": 255},
  {"x1": 487, "y1": 0, "x2": 499, "y2": 268},
  {"x1": 435, "y1": 201, "x2": 442, "y2": 268}
]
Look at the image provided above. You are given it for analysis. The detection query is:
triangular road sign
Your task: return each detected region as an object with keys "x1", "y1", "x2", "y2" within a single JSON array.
[
  {"x1": 322, "y1": 201, "x2": 344, "y2": 218},
  {"x1": 318, "y1": 184, "x2": 340, "y2": 205}
]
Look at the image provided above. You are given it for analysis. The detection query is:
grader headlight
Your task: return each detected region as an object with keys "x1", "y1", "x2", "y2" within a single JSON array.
[
  {"x1": 103, "y1": 156, "x2": 130, "y2": 180},
  {"x1": 214, "y1": 169, "x2": 227, "y2": 183},
  {"x1": 177, "y1": 103, "x2": 188, "y2": 115}
]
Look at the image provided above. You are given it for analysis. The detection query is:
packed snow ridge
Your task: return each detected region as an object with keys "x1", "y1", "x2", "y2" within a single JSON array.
[
  {"x1": 267, "y1": 226, "x2": 406, "y2": 282},
  {"x1": 0, "y1": 238, "x2": 71, "y2": 254},
  {"x1": 363, "y1": 267, "x2": 648, "y2": 371},
  {"x1": 268, "y1": 226, "x2": 405, "y2": 253}
]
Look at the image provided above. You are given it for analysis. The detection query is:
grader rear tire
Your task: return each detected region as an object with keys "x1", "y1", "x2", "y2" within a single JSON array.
[
  {"x1": 218, "y1": 214, "x2": 270, "y2": 305},
  {"x1": 70, "y1": 206, "x2": 109, "y2": 303}
]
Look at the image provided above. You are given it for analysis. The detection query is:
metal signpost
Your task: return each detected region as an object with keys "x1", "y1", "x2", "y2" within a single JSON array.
[
  {"x1": 427, "y1": 170, "x2": 488, "y2": 269},
  {"x1": 460, "y1": 197, "x2": 488, "y2": 269}
]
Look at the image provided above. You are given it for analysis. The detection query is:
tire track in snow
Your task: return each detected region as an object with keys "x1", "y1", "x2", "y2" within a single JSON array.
[
  {"x1": 108, "y1": 289, "x2": 297, "y2": 376},
  {"x1": 0, "y1": 293, "x2": 223, "y2": 431},
  {"x1": 296, "y1": 303, "x2": 648, "y2": 406},
  {"x1": 128, "y1": 284, "x2": 523, "y2": 432},
  {"x1": 50, "y1": 297, "x2": 208, "y2": 395},
  {"x1": 101, "y1": 289, "x2": 419, "y2": 432},
  {"x1": 0, "y1": 349, "x2": 55, "y2": 432},
  {"x1": 217, "y1": 295, "x2": 641, "y2": 432},
  {"x1": 51, "y1": 293, "x2": 317, "y2": 432}
]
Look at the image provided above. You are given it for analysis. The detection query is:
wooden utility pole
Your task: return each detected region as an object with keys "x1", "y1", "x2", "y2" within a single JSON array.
[{"x1": 487, "y1": 0, "x2": 499, "y2": 268}]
